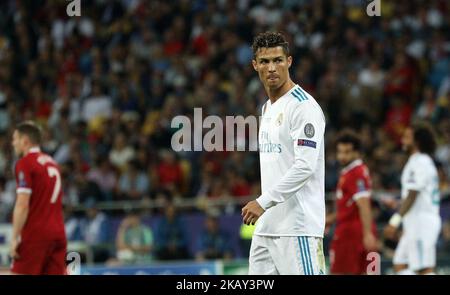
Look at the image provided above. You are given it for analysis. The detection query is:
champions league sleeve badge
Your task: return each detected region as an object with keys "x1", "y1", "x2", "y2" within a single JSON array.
[{"x1": 18, "y1": 171, "x2": 28, "y2": 187}]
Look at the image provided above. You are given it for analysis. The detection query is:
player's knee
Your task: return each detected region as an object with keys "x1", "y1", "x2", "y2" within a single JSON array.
[
  {"x1": 393, "y1": 264, "x2": 409, "y2": 273},
  {"x1": 417, "y1": 268, "x2": 435, "y2": 275}
]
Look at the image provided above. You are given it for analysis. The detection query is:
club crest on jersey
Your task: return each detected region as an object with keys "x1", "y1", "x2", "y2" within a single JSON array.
[
  {"x1": 304, "y1": 123, "x2": 315, "y2": 138},
  {"x1": 275, "y1": 113, "x2": 283, "y2": 126}
]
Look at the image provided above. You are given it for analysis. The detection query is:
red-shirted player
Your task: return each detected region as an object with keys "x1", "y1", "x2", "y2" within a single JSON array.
[
  {"x1": 10, "y1": 121, "x2": 67, "y2": 275},
  {"x1": 327, "y1": 130, "x2": 378, "y2": 275}
]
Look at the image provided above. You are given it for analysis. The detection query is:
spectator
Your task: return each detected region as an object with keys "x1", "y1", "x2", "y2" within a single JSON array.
[
  {"x1": 195, "y1": 211, "x2": 233, "y2": 261},
  {"x1": 384, "y1": 96, "x2": 413, "y2": 144},
  {"x1": 73, "y1": 172, "x2": 103, "y2": 203},
  {"x1": 81, "y1": 81, "x2": 113, "y2": 123},
  {"x1": 87, "y1": 157, "x2": 118, "y2": 201},
  {"x1": 117, "y1": 160, "x2": 150, "y2": 200},
  {"x1": 114, "y1": 210, "x2": 153, "y2": 264},
  {"x1": 415, "y1": 86, "x2": 439, "y2": 121},
  {"x1": 156, "y1": 150, "x2": 183, "y2": 191},
  {"x1": 109, "y1": 132, "x2": 136, "y2": 171},
  {"x1": 154, "y1": 203, "x2": 189, "y2": 261},
  {"x1": 64, "y1": 206, "x2": 84, "y2": 242},
  {"x1": 81, "y1": 200, "x2": 111, "y2": 263}
]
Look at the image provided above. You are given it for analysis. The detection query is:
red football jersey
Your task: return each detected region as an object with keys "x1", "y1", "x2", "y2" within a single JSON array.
[
  {"x1": 335, "y1": 159, "x2": 373, "y2": 233},
  {"x1": 15, "y1": 147, "x2": 66, "y2": 242}
]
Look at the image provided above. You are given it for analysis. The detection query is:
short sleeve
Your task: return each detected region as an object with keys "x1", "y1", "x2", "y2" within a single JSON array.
[
  {"x1": 403, "y1": 160, "x2": 427, "y2": 192},
  {"x1": 15, "y1": 159, "x2": 33, "y2": 195},
  {"x1": 289, "y1": 103, "x2": 325, "y2": 145},
  {"x1": 351, "y1": 168, "x2": 372, "y2": 201}
]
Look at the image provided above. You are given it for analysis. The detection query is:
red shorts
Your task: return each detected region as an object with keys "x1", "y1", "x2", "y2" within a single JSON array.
[
  {"x1": 330, "y1": 221, "x2": 378, "y2": 275},
  {"x1": 11, "y1": 239, "x2": 67, "y2": 275},
  {"x1": 330, "y1": 235, "x2": 369, "y2": 275}
]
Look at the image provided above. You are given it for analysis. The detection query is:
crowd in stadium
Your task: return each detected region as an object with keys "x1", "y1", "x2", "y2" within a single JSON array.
[{"x1": 0, "y1": 0, "x2": 450, "y2": 263}]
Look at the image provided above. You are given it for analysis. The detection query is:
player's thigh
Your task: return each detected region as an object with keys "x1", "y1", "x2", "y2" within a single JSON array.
[
  {"x1": 272, "y1": 236, "x2": 325, "y2": 275},
  {"x1": 11, "y1": 241, "x2": 51, "y2": 275},
  {"x1": 248, "y1": 236, "x2": 278, "y2": 275},
  {"x1": 393, "y1": 235, "x2": 410, "y2": 267},
  {"x1": 43, "y1": 240, "x2": 67, "y2": 275},
  {"x1": 305, "y1": 237, "x2": 326, "y2": 275},
  {"x1": 330, "y1": 238, "x2": 367, "y2": 275},
  {"x1": 407, "y1": 238, "x2": 437, "y2": 272}
]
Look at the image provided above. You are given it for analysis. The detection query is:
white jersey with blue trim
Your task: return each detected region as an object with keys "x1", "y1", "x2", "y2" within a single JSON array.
[
  {"x1": 255, "y1": 84, "x2": 326, "y2": 237},
  {"x1": 400, "y1": 152, "x2": 441, "y2": 232}
]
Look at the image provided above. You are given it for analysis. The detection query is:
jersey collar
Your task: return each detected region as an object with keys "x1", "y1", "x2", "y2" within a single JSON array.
[
  {"x1": 341, "y1": 159, "x2": 363, "y2": 174},
  {"x1": 28, "y1": 147, "x2": 41, "y2": 154},
  {"x1": 266, "y1": 84, "x2": 298, "y2": 107}
]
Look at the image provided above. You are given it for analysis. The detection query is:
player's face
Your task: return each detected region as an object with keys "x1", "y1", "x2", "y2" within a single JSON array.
[
  {"x1": 401, "y1": 128, "x2": 414, "y2": 153},
  {"x1": 12, "y1": 130, "x2": 25, "y2": 157},
  {"x1": 252, "y1": 47, "x2": 292, "y2": 90},
  {"x1": 336, "y1": 143, "x2": 358, "y2": 166}
]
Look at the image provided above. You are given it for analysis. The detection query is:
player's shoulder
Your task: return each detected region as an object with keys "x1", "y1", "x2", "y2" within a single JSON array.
[
  {"x1": 286, "y1": 84, "x2": 324, "y2": 119},
  {"x1": 343, "y1": 160, "x2": 369, "y2": 177},
  {"x1": 286, "y1": 84, "x2": 325, "y2": 120},
  {"x1": 413, "y1": 153, "x2": 437, "y2": 173},
  {"x1": 409, "y1": 153, "x2": 432, "y2": 167},
  {"x1": 36, "y1": 152, "x2": 59, "y2": 167},
  {"x1": 288, "y1": 84, "x2": 312, "y2": 101},
  {"x1": 286, "y1": 84, "x2": 315, "y2": 107},
  {"x1": 16, "y1": 153, "x2": 35, "y2": 167},
  {"x1": 354, "y1": 162, "x2": 371, "y2": 178}
]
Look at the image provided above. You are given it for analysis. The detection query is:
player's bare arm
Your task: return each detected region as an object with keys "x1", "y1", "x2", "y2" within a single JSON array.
[
  {"x1": 325, "y1": 212, "x2": 336, "y2": 227},
  {"x1": 383, "y1": 190, "x2": 419, "y2": 239},
  {"x1": 355, "y1": 197, "x2": 378, "y2": 251},
  {"x1": 10, "y1": 193, "x2": 31, "y2": 259}
]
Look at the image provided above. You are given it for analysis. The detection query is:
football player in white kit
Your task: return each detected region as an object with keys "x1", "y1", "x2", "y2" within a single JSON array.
[
  {"x1": 384, "y1": 124, "x2": 441, "y2": 275},
  {"x1": 242, "y1": 32, "x2": 326, "y2": 275}
]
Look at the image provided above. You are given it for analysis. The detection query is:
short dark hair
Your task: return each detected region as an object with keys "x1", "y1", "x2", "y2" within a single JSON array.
[
  {"x1": 252, "y1": 31, "x2": 290, "y2": 58},
  {"x1": 412, "y1": 123, "x2": 437, "y2": 155},
  {"x1": 335, "y1": 129, "x2": 362, "y2": 152},
  {"x1": 15, "y1": 121, "x2": 42, "y2": 144}
]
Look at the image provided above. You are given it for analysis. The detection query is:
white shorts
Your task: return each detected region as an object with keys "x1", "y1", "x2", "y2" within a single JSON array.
[
  {"x1": 248, "y1": 235, "x2": 326, "y2": 275},
  {"x1": 393, "y1": 228, "x2": 440, "y2": 271}
]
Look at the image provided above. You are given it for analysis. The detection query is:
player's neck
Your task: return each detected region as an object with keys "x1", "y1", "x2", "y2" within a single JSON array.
[
  {"x1": 341, "y1": 158, "x2": 362, "y2": 172},
  {"x1": 409, "y1": 147, "x2": 420, "y2": 156},
  {"x1": 266, "y1": 79, "x2": 295, "y2": 104},
  {"x1": 24, "y1": 145, "x2": 41, "y2": 155}
]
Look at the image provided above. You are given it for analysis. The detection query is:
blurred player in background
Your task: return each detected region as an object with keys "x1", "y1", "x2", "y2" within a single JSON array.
[
  {"x1": 242, "y1": 32, "x2": 326, "y2": 275},
  {"x1": 10, "y1": 121, "x2": 67, "y2": 275},
  {"x1": 327, "y1": 130, "x2": 378, "y2": 275},
  {"x1": 384, "y1": 124, "x2": 441, "y2": 275}
]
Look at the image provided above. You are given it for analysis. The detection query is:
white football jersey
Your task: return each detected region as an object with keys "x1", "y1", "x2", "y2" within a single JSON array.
[
  {"x1": 400, "y1": 152, "x2": 441, "y2": 231},
  {"x1": 255, "y1": 84, "x2": 326, "y2": 237}
]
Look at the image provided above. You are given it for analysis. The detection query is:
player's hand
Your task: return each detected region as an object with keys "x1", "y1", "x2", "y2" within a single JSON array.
[
  {"x1": 383, "y1": 225, "x2": 397, "y2": 240},
  {"x1": 241, "y1": 201, "x2": 265, "y2": 225},
  {"x1": 363, "y1": 232, "x2": 378, "y2": 252},
  {"x1": 10, "y1": 238, "x2": 20, "y2": 260}
]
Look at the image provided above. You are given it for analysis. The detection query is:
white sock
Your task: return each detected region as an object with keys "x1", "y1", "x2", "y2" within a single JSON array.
[{"x1": 396, "y1": 269, "x2": 415, "y2": 275}]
